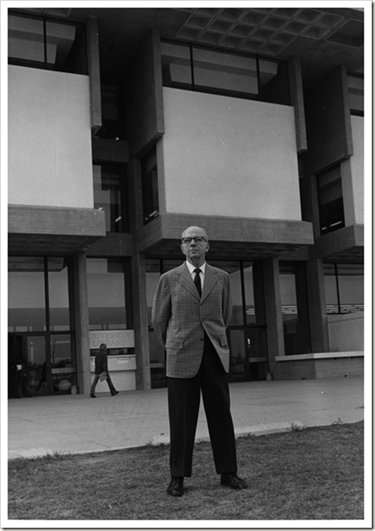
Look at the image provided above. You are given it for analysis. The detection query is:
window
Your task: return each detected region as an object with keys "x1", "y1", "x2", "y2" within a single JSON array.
[
  {"x1": 8, "y1": 12, "x2": 87, "y2": 74},
  {"x1": 141, "y1": 148, "x2": 159, "y2": 225},
  {"x1": 96, "y1": 74, "x2": 125, "y2": 140},
  {"x1": 192, "y1": 47, "x2": 258, "y2": 97},
  {"x1": 348, "y1": 75, "x2": 364, "y2": 116},
  {"x1": 8, "y1": 256, "x2": 72, "y2": 332},
  {"x1": 161, "y1": 40, "x2": 289, "y2": 105},
  {"x1": 87, "y1": 258, "x2": 132, "y2": 334},
  {"x1": 8, "y1": 257, "x2": 46, "y2": 332},
  {"x1": 317, "y1": 165, "x2": 345, "y2": 235},
  {"x1": 93, "y1": 164, "x2": 128, "y2": 232},
  {"x1": 323, "y1": 263, "x2": 364, "y2": 314},
  {"x1": 8, "y1": 256, "x2": 75, "y2": 396},
  {"x1": 279, "y1": 262, "x2": 311, "y2": 355},
  {"x1": 161, "y1": 41, "x2": 192, "y2": 89},
  {"x1": 259, "y1": 58, "x2": 290, "y2": 105}
]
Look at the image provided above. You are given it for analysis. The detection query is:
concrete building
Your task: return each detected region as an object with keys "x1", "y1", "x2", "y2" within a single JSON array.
[{"x1": 7, "y1": 6, "x2": 366, "y2": 397}]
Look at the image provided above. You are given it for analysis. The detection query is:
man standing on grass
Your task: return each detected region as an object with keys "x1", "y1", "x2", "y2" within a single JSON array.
[{"x1": 152, "y1": 225, "x2": 247, "y2": 497}]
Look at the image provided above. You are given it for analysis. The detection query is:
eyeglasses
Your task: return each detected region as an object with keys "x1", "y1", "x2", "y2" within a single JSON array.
[{"x1": 181, "y1": 237, "x2": 207, "y2": 244}]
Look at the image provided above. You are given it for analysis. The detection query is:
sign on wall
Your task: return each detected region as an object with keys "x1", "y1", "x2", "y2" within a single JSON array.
[{"x1": 89, "y1": 330, "x2": 135, "y2": 349}]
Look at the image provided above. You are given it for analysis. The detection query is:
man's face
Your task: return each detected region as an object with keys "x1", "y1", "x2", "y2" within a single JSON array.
[{"x1": 180, "y1": 227, "x2": 210, "y2": 265}]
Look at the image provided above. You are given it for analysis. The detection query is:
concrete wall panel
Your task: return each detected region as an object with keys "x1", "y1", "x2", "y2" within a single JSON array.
[
  {"x1": 8, "y1": 66, "x2": 93, "y2": 208},
  {"x1": 160, "y1": 88, "x2": 301, "y2": 221}
]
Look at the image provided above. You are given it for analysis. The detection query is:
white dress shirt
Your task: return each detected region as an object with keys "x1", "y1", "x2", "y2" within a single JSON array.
[{"x1": 185, "y1": 261, "x2": 206, "y2": 290}]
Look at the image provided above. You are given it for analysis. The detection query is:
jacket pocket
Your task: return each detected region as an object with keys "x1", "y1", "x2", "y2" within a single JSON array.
[
  {"x1": 219, "y1": 334, "x2": 228, "y2": 347},
  {"x1": 166, "y1": 338, "x2": 183, "y2": 349}
]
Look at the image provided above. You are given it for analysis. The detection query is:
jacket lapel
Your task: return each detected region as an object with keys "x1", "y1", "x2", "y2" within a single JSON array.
[
  {"x1": 201, "y1": 264, "x2": 218, "y2": 302},
  {"x1": 175, "y1": 263, "x2": 200, "y2": 300}
]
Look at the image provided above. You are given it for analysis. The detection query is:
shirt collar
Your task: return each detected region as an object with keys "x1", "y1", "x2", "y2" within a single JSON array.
[{"x1": 185, "y1": 261, "x2": 206, "y2": 275}]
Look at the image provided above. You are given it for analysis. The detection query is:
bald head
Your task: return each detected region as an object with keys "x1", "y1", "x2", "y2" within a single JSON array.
[{"x1": 181, "y1": 226, "x2": 208, "y2": 241}]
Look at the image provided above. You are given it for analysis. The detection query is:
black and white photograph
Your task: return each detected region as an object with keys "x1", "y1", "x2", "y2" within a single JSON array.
[{"x1": 1, "y1": 0, "x2": 372, "y2": 527}]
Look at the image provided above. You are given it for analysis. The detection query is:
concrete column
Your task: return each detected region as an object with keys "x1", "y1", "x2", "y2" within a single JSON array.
[
  {"x1": 306, "y1": 258, "x2": 330, "y2": 352},
  {"x1": 294, "y1": 262, "x2": 312, "y2": 353},
  {"x1": 262, "y1": 257, "x2": 284, "y2": 376},
  {"x1": 72, "y1": 252, "x2": 91, "y2": 395},
  {"x1": 131, "y1": 253, "x2": 151, "y2": 390}
]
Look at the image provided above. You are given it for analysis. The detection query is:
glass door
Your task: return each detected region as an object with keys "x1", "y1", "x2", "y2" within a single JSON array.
[
  {"x1": 27, "y1": 336, "x2": 49, "y2": 395},
  {"x1": 8, "y1": 334, "x2": 47, "y2": 397},
  {"x1": 8, "y1": 256, "x2": 76, "y2": 396},
  {"x1": 229, "y1": 329, "x2": 248, "y2": 381},
  {"x1": 50, "y1": 334, "x2": 76, "y2": 393}
]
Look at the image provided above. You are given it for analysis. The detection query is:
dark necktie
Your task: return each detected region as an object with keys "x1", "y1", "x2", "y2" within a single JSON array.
[{"x1": 194, "y1": 268, "x2": 202, "y2": 297}]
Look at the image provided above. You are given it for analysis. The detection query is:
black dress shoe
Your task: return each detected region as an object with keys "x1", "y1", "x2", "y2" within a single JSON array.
[
  {"x1": 111, "y1": 391, "x2": 119, "y2": 396},
  {"x1": 167, "y1": 477, "x2": 184, "y2": 497},
  {"x1": 90, "y1": 394, "x2": 96, "y2": 398},
  {"x1": 221, "y1": 473, "x2": 248, "y2": 490}
]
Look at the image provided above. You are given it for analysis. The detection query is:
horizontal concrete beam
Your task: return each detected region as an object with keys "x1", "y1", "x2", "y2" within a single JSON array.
[{"x1": 9, "y1": 204, "x2": 106, "y2": 237}]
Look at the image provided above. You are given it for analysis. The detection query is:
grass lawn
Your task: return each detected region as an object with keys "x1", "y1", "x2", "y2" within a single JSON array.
[{"x1": 8, "y1": 421, "x2": 364, "y2": 521}]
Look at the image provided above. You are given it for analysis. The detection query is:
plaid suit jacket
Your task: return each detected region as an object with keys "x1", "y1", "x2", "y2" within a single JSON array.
[{"x1": 151, "y1": 262, "x2": 232, "y2": 378}]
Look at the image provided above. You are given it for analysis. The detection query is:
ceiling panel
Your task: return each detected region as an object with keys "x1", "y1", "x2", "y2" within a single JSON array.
[{"x1": 174, "y1": 7, "x2": 349, "y2": 58}]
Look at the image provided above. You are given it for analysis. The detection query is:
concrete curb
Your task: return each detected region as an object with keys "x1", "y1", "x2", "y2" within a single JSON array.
[
  {"x1": 151, "y1": 420, "x2": 305, "y2": 446},
  {"x1": 8, "y1": 421, "x2": 307, "y2": 459}
]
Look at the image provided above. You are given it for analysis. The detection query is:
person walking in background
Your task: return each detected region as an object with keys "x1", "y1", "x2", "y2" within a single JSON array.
[
  {"x1": 90, "y1": 343, "x2": 119, "y2": 398},
  {"x1": 152, "y1": 225, "x2": 247, "y2": 497},
  {"x1": 36, "y1": 361, "x2": 47, "y2": 392}
]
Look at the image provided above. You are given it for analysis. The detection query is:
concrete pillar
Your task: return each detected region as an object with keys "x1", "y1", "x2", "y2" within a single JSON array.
[
  {"x1": 306, "y1": 258, "x2": 330, "y2": 352},
  {"x1": 72, "y1": 252, "x2": 91, "y2": 395},
  {"x1": 294, "y1": 262, "x2": 312, "y2": 353},
  {"x1": 131, "y1": 253, "x2": 151, "y2": 390},
  {"x1": 262, "y1": 257, "x2": 285, "y2": 376}
]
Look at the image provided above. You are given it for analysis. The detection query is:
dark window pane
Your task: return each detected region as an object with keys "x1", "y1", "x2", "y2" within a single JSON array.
[
  {"x1": 45, "y1": 21, "x2": 76, "y2": 69},
  {"x1": 161, "y1": 39, "x2": 290, "y2": 104},
  {"x1": 93, "y1": 164, "x2": 127, "y2": 232},
  {"x1": 48, "y1": 258, "x2": 70, "y2": 331},
  {"x1": 51, "y1": 21, "x2": 87, "y2": 74},
  {"x1": 87, "y1": 258, "x2": 129, "y2": 330},
  {"x1": 51, "y1": 334, "x2": 76, "y2": 393},
  {"x1": 193, "y1": 47, "x2": 258, "y2": 96},
  {"x1": 8, "y1": 15, "x2": 45, "y2": 66},
  {"x1": 161, "y1": 41, "x2": 192, "y2": 88},
  {"x1": 323, "y1": 263, "x2": 339, "y2": 314},
  {"x1": 348, "y1": 75, "x2": 364, "y2": 116},
  {"x1": 8, "y1": 13, "x2": 87, "y2": 74},
  {"x1": 337, "y1": 263, "x2": 364, "y2": 313},
  {"x1": 8, "y1": 257, "x2": 46, "y2": 332},
  {"x1": 96, "y1": 75, "x2": 125, "y2": 139},
  {"x1": 280, "y1": 262, "x2": 311, "y2": 354},
  {"x1": 259, "y1": 58, "x2": 290, "y2": 105},
  {"x1": 141, "y1": 149, "x2": 159, "y2": 225},
  {"x1": 317, "y1": 165, "x2": 345, "y2": 235}
]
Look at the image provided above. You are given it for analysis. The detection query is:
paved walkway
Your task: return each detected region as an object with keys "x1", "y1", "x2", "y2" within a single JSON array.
[{"x1": 7, "y1": 377, "x2": 365, "y2": 460}]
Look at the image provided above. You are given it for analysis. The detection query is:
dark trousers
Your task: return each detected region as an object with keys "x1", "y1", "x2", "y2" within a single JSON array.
[
  {"x1": 167, "y1": 333, "x2": 237, "y2": 477},
  {"x1": 90, "y1": 373, "x2": 117, "y2": 395}
]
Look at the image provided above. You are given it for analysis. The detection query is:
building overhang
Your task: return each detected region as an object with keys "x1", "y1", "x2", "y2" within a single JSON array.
[
  {"x1": 86, "y1": 232, "x2": 134, "y2": 257},
  {"x1": 8, "y1": 204, "x2": 106, "y2": 256},
  {"x1": 135, "y1": 213, "x2": 314, "y2": 260},
  {"x1": 310, "y1": 224, "x2": 364, "y2": 263}
]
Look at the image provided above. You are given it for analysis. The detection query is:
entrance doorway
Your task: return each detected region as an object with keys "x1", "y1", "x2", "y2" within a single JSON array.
[
  {"x1": 8, "y1": 255, "x2": 76, "y2": 397},
  {"x1": 8, "y1": 333, "x2": 76, "y2": 398},
  {"x1": 228, "y1": 326, "x2": 268, "y2": 382}
]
